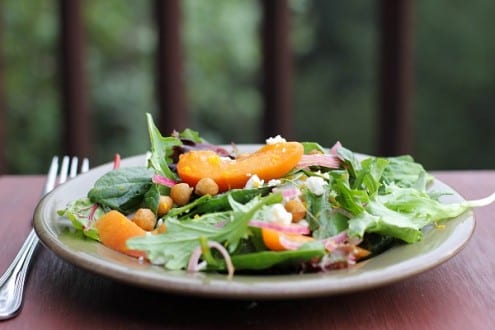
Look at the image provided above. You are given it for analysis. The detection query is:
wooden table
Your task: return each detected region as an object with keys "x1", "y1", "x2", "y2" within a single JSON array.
[{"x1": 1, "y1": 172, "x2": 494, "y2": 329}]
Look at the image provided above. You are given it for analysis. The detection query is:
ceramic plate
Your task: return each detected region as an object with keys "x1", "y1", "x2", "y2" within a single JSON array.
[{"x1": 33, "y1": 150, "x2": 475, "y2": 300}]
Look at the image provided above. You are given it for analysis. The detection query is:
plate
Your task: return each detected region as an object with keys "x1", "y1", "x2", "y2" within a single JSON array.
[{"x1": 33, "y1": 149, "x2": 475, "y2": 300}]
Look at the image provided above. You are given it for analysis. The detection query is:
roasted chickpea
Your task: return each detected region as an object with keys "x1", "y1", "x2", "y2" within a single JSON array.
[
  {"x1": 152, "y1": 222, "x2": 167, "y2": 234},
  {"x1": 132, "y1": 208, "x2": 156, "y2": 231},
  {"x1": 195, "y1": 177, "x2": 219, "y2": 196},
  {"x1": 157, "y1": 195, "x2": 173, "y2": 217},
  {"x1": 284, "y1": 199, "x2": 306, "y2": 222},
  {"x1": 170, "y1": 182, "x2": 193, "y2": 206}
]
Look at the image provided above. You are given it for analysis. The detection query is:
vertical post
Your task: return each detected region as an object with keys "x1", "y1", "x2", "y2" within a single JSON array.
[
  {"x1": 58, "y1": 0, "x2": 90, "y2": 158},
  {"x1": 378, "y1": 0, "x2": 415, "y2": 156},
  {"x1": 260, "y1": 0, "x2": 293, "y2": 139},
  {"x1": 154, "y1": 0, "x2": 187, "y2": 134},
  {"x1": 0, "y1": 8, "x2": 5, "y2": 173}
]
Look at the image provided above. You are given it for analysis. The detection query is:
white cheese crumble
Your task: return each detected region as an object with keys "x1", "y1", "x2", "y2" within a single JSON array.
[
  {"x1": 245, "y1": 174, "x2": 264, "y2": 188},
  {"x1": 305, "y1": 176, "x2": 328, "y2": 196},
  {"x1": 267, "y1": 179, "x2": 282, "y2": 187},
  {"x1": 266, "y1": 203, "x2": 293, "y2": 225},
  {"x1": 265, "y1": 135, "x2": 287, "y2": 145}
]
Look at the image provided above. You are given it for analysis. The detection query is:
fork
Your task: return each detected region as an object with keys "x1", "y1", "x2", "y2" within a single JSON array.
[{"x1": 0, "y1": 156, "x2": 89, "y2": 320}]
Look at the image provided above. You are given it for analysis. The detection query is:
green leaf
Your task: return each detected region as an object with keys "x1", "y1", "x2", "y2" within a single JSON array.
[
  {"x1": 382, "y1": 155, "x2": 434, "y2": 188},
  {"x1": 57, "y1": 198, "x2": 103, "y2": 241},
  {"x1": 146, "y1": 113, "x2": 181, "y2": 179},
  {"x1": 144, "y1": 184, "x2": 160, "y2": 214},
  {"x1": 229, "y1": 242, "x2": 326, "y2": 271},
  {"x1": 87, "y1": 166, "x2": 154, "y2": 214},
  {"x1": 178, "y1": 128, "x2": 204, "y2": 143},
  {"x1": 348, "y1": 184, "x2": 478, "y2": 243},
  {"x1": 193, "y1": 187, "x2": 271, "y2": 214},
  {"x1": 354, "y1": 157, "x2": 389, "y2": 195},
  {"x1": 348, "y1": 202, "x2": 425, "y2": 243},
  {"x1": 313, "y1": 211, "x2": 348, "y2": 239},
  {"x1": 301, "y1": 141, "x2": 326, "y2": 154}
]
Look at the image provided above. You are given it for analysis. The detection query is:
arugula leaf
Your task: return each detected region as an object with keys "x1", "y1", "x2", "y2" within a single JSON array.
[
  {"x1": 127, "y1": 193, "x2": 282, "y2": 270},
  {"x1": 87, "y1": 166, "x2": 154, "y2": 214},
  {"x1": 146, "y1": 113, "x2": 181, "y2": 179},
  {"x1": 57, "y1": 198, "x2": 103, "y2": 240}
]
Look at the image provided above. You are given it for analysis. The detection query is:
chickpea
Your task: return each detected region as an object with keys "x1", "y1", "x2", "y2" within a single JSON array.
[
  {"x1": 132, "y1": 208, "x2": 156, "y2": 231},
  {"x1": 157, "y1": 195, "x2": 173, "y2": 217},
  {"x1": 284, "y1": 199, "x2": 306, "y2": 222},
  {"x1": 170, "y1": 182, "x2": 193, "y2": 206},
  {"x1": 152, "y1": 222, "x2": 167, "y2": 234},
  {"x1": 195, "y1": 178, "x2": 219, "y2": 196}
]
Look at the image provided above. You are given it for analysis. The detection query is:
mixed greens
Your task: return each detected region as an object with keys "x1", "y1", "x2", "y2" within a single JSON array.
[{"x1": 58, "y1": 114, "x2": 495, "y2": 276}]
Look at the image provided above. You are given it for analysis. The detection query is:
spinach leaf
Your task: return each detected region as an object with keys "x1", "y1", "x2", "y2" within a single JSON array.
[
  {"x1": 218, "y1": 242, "x2": 325, "y2": 271},
  {"x1": 87, "y1": 166, "x2": 154, "y2": 214},
  {"x1": 144, "y1": 183, "x2": 160, "y2": 214},
  {"x1": 193, "y1": 187, "x2": 271, "y2": 214}
]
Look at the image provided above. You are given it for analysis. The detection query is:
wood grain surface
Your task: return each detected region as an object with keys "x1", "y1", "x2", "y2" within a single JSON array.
[{"x1": 1, "y1": 173, "x2": 494, "y2": 330}]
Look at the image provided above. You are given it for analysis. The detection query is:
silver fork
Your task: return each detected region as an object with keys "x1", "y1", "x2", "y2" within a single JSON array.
[{"x1": 0, "y1": 156, "x2": 89, "y2": 320}]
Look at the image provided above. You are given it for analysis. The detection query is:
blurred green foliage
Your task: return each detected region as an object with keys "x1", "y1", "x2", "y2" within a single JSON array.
[{"x1": 2, "y1": 0, "x2": 495, "y2": 173}]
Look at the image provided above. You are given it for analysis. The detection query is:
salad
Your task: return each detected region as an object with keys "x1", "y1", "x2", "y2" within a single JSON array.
[{"x1": 59, "y1": 114, "x2": 495, "y2": 277}]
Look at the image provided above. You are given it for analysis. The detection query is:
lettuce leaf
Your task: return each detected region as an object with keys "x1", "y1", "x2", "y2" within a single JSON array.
[
  {"x1": 348, "y1": 184, "x2": 491, "y2": 243},
  {"x1": 57, "y1": 197, "x2": 103, "y2": 241}
]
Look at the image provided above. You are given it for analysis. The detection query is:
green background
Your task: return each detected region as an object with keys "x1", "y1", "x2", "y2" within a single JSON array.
[{"x1": 2, "y1": 0, "x2": 495, "y2": 173}]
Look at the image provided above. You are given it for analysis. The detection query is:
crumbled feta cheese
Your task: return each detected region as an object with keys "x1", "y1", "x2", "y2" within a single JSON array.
[
  {"x1": 298, "y1": 219, "x2": 309, "y2": 227},
  {"x1": 267, "y1": 179, "x2": 282, "y2": 187},
  {"x1": 267, "y1": 203, "x2": 292, "y2": 225},
  {"x1": 150, "y1": 256, "x2": 167, "y2": 265},
  {"x1": 245, "y1": 174, "x2": 264, "y2": 189},
  {"x1": 305, "y1": 176, "x2": 328, "y2": 196},
  {"x1": 219, "y1": 156, "x2": 234, "y2": 163},
  {"x1": 315, "y1": 170, "x2": 330, "y2": 180},
  {"x1": 265, "y1": 135, "x2": 287, "y2": 145}
]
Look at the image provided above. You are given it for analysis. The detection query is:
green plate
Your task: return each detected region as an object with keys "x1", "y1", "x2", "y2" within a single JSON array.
[{"x1": 33, "y1": 148, "x2": 475, "y2": 300}]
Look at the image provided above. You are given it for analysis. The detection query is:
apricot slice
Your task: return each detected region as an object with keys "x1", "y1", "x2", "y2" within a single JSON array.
[
  {"x1": 176, "y1": 142, "x2": 304, "y2": 192},
  {"x1": 95, "y1": 210, "x2": 147, "y2": 258},
  {"x1": 261, "y1": 227, "x2": 315, "y2": 251}
]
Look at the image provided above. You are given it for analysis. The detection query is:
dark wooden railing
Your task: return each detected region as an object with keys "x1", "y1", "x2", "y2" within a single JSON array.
[{"x1": 0, "y1": 0, "x2": 414, "y2": 173}]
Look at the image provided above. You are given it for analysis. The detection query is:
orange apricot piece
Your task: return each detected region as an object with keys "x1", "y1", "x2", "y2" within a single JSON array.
[
  {"x1": 261, "y1": 227, "x2": 314, "y2": 251},
  {"x1": 95, "y1": 210, "x2": 147, "y2": 258},
  {"x1": 176, "y1": 141, "x2": 304, "y2": 192}
]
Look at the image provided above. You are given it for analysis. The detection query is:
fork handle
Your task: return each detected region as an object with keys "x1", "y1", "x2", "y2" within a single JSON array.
[{"x1": 0, "y1": 228, "x2": 39, "y2": 320}]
